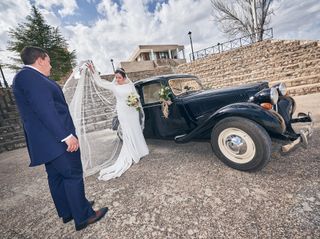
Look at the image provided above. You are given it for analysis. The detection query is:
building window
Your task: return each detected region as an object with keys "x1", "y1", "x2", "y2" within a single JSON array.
[{"x1": 159, "y1": 52, "x2": 169, "y2": 59}]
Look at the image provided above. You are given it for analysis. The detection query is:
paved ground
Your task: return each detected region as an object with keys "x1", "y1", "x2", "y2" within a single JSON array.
[{"x1": 0, "y1": 94, "x2": 319, "y2": 239}]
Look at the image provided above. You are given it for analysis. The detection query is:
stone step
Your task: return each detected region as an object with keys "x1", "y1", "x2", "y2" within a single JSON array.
[
  {"x1": 184, "y1": 43, "x2": 320, "y2": 76},
  {"x1": 0, "y1": 137, "x2": 26, "y2": 153},
  {"x1": 80, "y1": 96, "x2": 116, "y2": 105},
  {"x1": 249, "y1": 67, "x2": 320, "y2": 84},
  {"x1": 81, "y1": 119, "x2": 112, "y2": 133},
  {"x1": 269, "y1": 75, "x2": 320, "y2": 88},
  {"x1": 287, "y1": 83, "x2": 320, "y2": 96},
  {"x1": 205, "y1": 65, "x2": 320, "y2": 89},
  {"x1": 83, "y1": 102, "x2": 113, "y2": 111},
  {"x1": 207, "y1": 73, "x2": 320, "y2": 93},
  {"x1": 267, "y1": 40, "x2": 318, "y2": 54},
  {"x1": 63, "y1": 85, "x2": 113, "y2": 93},
  {"x1": 190, "y1": 41, "x2": 313, "y2": 68},
  {"x1": 0, "y1": 111, "x2": 20, "y2": 121},
  {"x1": 0, "y1": 130, "x2": 24, "y2": 142},
  {"x1": 197, "y1": 58, "x2": 320, "y2": 84},
  {"x1": 73, "y1": 113, "x2": 111, "y2": 125},
  {"x1": 82, "y1": 107, "x2": 116, "y2": 118},
  {"x1": 187, "y1": 41, "x2": 317, "y2": 69},
  {"x1": 0, "y1": 124, "x2": 23, "y2": 135},
  {"x1": 0, "y1": 117, "x2": 22, "y2": 127}
]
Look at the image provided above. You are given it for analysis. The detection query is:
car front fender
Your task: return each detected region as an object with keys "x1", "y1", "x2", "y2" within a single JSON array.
[{"x1": 174, "y1": 103, "x2": 286, "y2": 143}]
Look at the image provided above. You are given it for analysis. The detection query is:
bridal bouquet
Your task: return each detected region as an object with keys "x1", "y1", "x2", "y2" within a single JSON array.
[
  {"x1": 158, "y1": 85, "x2": 172, "y2": 118},
  {"x1": 127, "y1": 92, "x2": 141, "y2": 111}
]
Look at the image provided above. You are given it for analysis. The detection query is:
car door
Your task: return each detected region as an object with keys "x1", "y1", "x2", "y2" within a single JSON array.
[{"x1": 140, "y1": 81, "x2": 191, "y2": 139}]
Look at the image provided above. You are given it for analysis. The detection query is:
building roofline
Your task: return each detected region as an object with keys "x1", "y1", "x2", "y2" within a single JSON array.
[{"x1": 128, "y1": 44, "x2": 184, "y2": 61}]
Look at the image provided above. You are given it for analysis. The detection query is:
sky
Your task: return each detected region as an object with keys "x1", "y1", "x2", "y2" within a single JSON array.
[{"x1": 0, "y1": 0, "x2": 319, "y2": 85}]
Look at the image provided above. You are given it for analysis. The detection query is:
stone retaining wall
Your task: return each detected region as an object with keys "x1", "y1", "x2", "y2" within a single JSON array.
[{"x1": 175, "y1": 39, "x2": 320, "y2": 95}]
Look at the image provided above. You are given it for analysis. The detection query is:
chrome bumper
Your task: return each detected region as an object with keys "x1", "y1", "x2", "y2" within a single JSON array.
[{"x1": 281, "y1": 112, "x2": 314, "y2": 153}]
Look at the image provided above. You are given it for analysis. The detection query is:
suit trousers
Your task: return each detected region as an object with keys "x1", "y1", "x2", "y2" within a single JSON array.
[{"x1": 45, "y1": 150, "x2": 95, "y2": 225}]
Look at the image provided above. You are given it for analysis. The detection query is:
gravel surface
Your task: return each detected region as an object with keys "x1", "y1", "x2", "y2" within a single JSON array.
[{"x1": 0, "y1": 94, "x2": 319, "y2": 239}]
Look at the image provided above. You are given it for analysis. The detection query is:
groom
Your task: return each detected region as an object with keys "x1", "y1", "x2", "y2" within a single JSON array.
[{"x1": 12, "y1": 46, "x2": 108, "y2": 231}]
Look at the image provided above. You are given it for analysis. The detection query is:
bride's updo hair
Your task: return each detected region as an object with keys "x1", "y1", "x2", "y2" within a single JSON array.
[{"x1": 115, "y1": 68, "x2": 127, "y2": 78}]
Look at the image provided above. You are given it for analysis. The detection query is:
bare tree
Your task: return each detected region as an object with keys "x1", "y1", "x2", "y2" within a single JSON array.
[{"x1": 211, "y1": 0, "x2": 274, "y2": 42}]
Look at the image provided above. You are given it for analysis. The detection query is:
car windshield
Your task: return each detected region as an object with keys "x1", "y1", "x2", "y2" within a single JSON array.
[{"x1": 168, "y1": 78, "x2": 203, "y2": 96}]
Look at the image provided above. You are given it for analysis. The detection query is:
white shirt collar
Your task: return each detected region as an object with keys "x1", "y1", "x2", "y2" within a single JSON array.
[{"x1": 25, "y1": 65, "x2": 41, "y2": 73}]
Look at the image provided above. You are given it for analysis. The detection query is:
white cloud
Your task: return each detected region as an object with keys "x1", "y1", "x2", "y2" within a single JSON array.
[
  {"x1": 33, "y1": 0, "x2": 78, "y2": 17},
  {"x1": 271, "y1": 0, "x2": 320, "y2": 40},
  {"x1": 67, "y1": 0, "x2": 222, "y2": 75},
  {"x1": 1, "y1": 0, "x2": 320, "y2": 86},
  {"x1": 0, "y1": 0, "x2": 32, "y2": 85},
  {"x1": 40, "y1": 8, "x2": 62, "y2": 27}
]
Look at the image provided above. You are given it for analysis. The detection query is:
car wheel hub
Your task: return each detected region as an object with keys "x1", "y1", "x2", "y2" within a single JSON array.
[
  {"x1": 218, "y1": 128, "x2": 256, "y2": 164},
  {"x1": 226, "y1": 135, "x2": 247, "y2": 154}
]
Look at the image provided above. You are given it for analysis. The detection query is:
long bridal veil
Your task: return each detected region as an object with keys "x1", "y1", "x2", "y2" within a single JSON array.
[{"x1": 63, "y1": 60, "x2": 122, "y2": 176}]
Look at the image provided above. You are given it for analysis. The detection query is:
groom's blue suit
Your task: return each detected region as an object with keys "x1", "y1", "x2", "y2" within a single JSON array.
[{"x1": 13, "y1": 66, "x2": 95, "y2": 225}]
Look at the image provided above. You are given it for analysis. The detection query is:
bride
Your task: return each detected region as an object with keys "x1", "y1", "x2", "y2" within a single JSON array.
[
  {"x1": 63, "y1": 61, "x2": 149, "y2": 181},
  {"x1": 98, "y1": 68, "x2": 149, "y2": 180}
]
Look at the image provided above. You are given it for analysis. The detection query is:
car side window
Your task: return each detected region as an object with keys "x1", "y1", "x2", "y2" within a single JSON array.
[
  {"x1": 143, "y1": 83, "x2": 161, "y2": 104},
  {"x1": 169, "y1": 78, "x2": 202, "y2": 96}
]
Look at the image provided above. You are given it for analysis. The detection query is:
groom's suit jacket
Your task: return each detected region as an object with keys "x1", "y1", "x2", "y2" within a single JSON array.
[{"x1": 13, "y1": 66, "x2": 76, "y2": 166}]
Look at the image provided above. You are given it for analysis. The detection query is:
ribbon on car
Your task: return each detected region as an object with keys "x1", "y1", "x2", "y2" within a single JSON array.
[{"x1": 160, "y1": 100, "x2": 172, "y2": 119}]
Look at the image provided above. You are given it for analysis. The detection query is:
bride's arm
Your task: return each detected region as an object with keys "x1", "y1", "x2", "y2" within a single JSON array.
[{"x1": 92, "y1": 72, "x2": 115, "y2": 91}]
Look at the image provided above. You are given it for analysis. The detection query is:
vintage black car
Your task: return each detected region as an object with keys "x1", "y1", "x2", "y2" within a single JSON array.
[{"x1": 118, "y1": 74, "x2": 313, "y2": 171}]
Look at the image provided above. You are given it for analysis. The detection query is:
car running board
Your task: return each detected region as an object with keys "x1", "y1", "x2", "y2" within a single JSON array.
[{"x1": 174, "y1": 134, "x2": 188, "y2": 143}]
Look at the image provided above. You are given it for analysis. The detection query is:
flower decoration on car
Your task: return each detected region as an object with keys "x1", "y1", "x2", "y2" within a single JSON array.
[{"x1": 159, "y1": 85, "x2": 172, "y2": 118}]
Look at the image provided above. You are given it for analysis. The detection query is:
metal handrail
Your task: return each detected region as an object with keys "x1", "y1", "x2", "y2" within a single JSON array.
[{"x1": 190, "y1": 28, "x2": 273, "y2": 61}]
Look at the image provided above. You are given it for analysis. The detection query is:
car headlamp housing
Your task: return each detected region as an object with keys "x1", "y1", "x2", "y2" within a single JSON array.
[
  {"x1": 250, "y1": 87, "x2": 279, "y2": 105},
  {"x1": 272, "y1": 82, "x2": 287, "y2": 96},
  {"x1": 270, "y1": 87, "x2": 279, "y2": 105}
]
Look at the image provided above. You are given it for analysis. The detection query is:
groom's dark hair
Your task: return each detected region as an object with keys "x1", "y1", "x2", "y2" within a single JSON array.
[{"x1": 20, "y1": 46, "x2": 48, "y2": 65}]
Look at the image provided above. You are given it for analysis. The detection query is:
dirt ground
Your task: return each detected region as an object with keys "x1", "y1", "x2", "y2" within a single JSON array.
[{"x1": 0, "y1": 93, "x2": 319, "y2": 238}]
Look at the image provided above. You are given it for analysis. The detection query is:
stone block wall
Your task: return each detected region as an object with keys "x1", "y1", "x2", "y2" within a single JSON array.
[
  {"x1": 0, "y1": 88, "x2": 25, "y2": 153},
  {"x1": 175, "y1": 40, "x2": 320, "y2": 96},
  {"x1": 101, "y1": 65, "x2": 174, "y2": 82}
]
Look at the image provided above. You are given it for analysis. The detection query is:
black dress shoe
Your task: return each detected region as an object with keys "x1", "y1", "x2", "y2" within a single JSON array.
[
  {"x1": 62, "y1": 200, "x2": 95, "y2": 224},
  {"x1": 75, "y1": 207, "x2": 108, "y2": 231}
]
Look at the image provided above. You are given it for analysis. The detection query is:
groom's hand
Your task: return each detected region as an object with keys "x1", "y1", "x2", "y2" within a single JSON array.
[{"x1": 65, "y1": 136, "x2": 79, "y2": 152}]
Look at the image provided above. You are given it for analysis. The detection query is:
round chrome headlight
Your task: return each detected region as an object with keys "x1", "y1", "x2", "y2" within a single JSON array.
[
  {"x1": 278, "y1": 82, "x2": 287, "y2": 96},
  {"x1": 270, "y1": 87, "x2": 279, "y2": 104}
]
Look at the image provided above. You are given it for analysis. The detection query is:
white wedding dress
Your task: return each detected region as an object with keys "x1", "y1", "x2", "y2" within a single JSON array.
[
  {"x1": 63, "y1": 60, "x2": 149, "y2": 181},
  {"x1": 98, "y1": 81, "x2": 149, "y2": 181}
]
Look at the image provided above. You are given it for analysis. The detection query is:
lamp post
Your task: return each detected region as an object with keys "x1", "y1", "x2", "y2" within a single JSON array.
[
  {"x1": 188, "y1": 31, "x2": 195, "y2": 61},
  {"x1": 110, "y1": 59, "x2": 115, "y2": 73}
]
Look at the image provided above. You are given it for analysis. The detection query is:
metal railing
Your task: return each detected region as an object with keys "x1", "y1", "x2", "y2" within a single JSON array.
[{"x1": 189, "y1": 28, "x2": 273, "y2": 61}]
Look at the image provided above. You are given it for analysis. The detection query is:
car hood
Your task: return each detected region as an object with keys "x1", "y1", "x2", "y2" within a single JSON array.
[{"x1": 177, "y1": 81, "x2": 269, "y2": 120}]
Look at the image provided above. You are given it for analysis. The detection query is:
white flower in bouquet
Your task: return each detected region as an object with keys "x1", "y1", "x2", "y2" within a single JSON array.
[{"x1": 127, "y1": 92, "x2": 141, "y2": 111}]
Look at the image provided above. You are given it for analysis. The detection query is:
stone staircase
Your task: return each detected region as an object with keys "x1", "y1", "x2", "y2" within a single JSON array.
[
  {"x1": 0, "y1": 88, "x2": 25, "y2": 153},
  {"x1": 64, "y1": 83, "x2": 117, "y2": 134},
  {"x1": 176, "y1": 39, "x2": 320, "y2": 96},
  {"x1": 0, "y1": 85, "x2": 117, "y2": 153}
]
